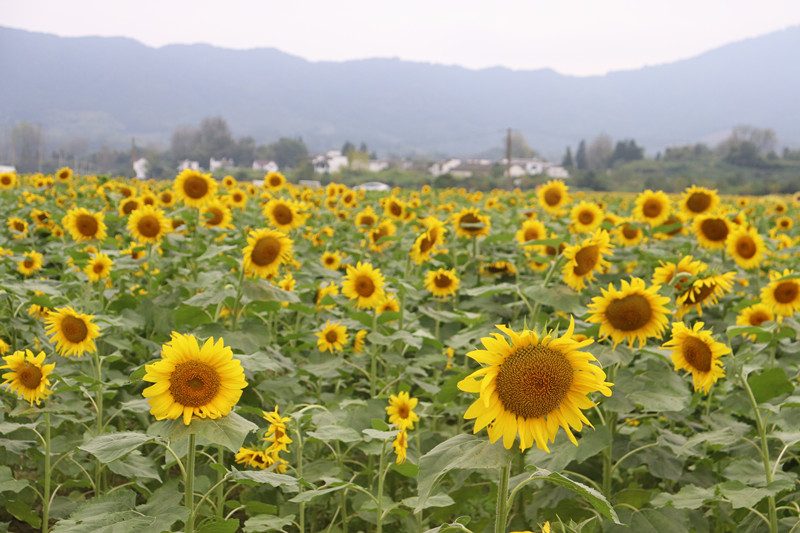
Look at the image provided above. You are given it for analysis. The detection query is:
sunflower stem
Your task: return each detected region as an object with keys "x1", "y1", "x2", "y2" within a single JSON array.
[
  {"x1": 494, "y1": 460, "x2": 511, "y2": 533},
  {"x1": 185, "y1": 434, "x2": 196, "y2": 533},
  {"x1": 230, "y1": 263, "x2": 246, "y2": 331},
  {"x1": 91, "y1": 350, "x2": 104, "y2": 494},
  {"x1": 42, "y1": 409, "x2": 51, "y2": 533},
  {"x1": 215, "y1": 444, "x2": 225, "y2": 518},
  {"x1": 376, "y1": 439, "x2": 388, "y2": 533},
  {"x1": 741, "y1": 371, "x2": 778, "y2": 533}
]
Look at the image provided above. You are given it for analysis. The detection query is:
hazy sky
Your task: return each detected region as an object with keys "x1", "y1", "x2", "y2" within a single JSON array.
[{"x1": 3, "y1": 0, "x2": 800, "y2": 76}]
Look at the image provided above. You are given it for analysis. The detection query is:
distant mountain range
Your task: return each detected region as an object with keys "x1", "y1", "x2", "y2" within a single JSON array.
[{"x1": 2, "y1": 25, "x2": 799, "y2": 158}]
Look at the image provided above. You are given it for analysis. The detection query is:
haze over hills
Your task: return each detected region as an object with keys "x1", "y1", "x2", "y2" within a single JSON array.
[{"x1": 1, "y1": 25, "x2": 799, "y2": 158}]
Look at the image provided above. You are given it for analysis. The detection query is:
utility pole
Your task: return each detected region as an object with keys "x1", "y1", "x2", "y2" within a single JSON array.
[{"x1": 506, "y1": 127, "x2": 512, "y2": 188}]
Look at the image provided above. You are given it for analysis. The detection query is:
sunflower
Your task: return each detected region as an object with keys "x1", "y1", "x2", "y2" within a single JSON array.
[
  {"x1": 45, "y1": 307, "x2": 100, "y2": 357},
  {"x1": 377, "y1": 294, "x2": 400, "y2": 315},
  {"x1": 679, "y1": 185, "x2": 719, "y2": 217},
  {"x1": 458, "y1": 319, "x2": 612, "y2": 452},
  {"x1": 424, "y1": 268, "x2": 460, "y2": 299},
  {"x1": 263, "y1": 406, "x2": 293, "y2": 459},
  {"x1": 1, "y1": 350, "x2": 55, "y2": 405},
  {"x1": 84, "y1": 253, "x2": 113, "y2": 282},
  {"x1": 662, "y1": 321, "x2": 729, "y2": 394},
  {"x1": 55, "y1": 167, "x2": 73, "y2": 182},
  {"x1": 263, "y1": 198, "x2": 309, "y2": 232},
  {"x1": 60, "y1": 208, "x2": 105, "y2": 242},
  {"x1": 368, "y1": 219, "x2": 397, "y2": 252},
  {"x1": 652, "y1": 255, "x2": 707, "y2": 293},
  {"x1": 342, "y1": 261, "x2": 386, "y2": 309},
  {"x1": 633, "y1": 190, "x2": 671, "y2": 227},
  {"x1": 315, "y1": 321, "x2": 349, "y2": 353},
  {"x1": 480, "y1": 261, "x2": 517, "y2": 276},
  {"x1": 235, "y1": 446, "x2": 270, "y2": 469},
  {"x1": 157, "y1": 189, "x2": 175, "y2": 207},
  {"x1": 200, "y1": 198, "x2": 233, "y2": 229},
  {"x1": 17, "y1": 251, "x2": 43, "y2": 276},
  {"x1": 355, "y1": 206, "x2": 379, "y2": 230},
  {"x1": 726, "y1": 225, "x2": 765, "y2": 270},
  {"x1": 616, "y1": 219, "x2": 645, "y2": 247},
  {"x1": 353, "y1": 329, "x2": 367, "y2": 353},
  {"x1": 386, "y1": 391, "x2": 419, "y2": 430},
  {"x1": 174, "y1": 169, "x2": 217, "y2": 207},
  {"x1": 694, "y1": 213, "x2": 731, "y2": 250},
  {"x1": 7, "y1": 217, "x2": 28, "y2": 238},
  {"x1": 142, "y1": 333, "x2": 247, "y2": 425},
  {"x1": 587, "y1": 277, "x2": 671, "y2": 348},
  {"x1": 227, "y1": 188, "x2": 248, "y2": 210},
  {"x1": 127, "y1": 204, "x2": 171, "y2": 244},
  {"x1": 675, "y1": 271, "x2": 737, "y2": 319},
  {"x1": 0, "y1": 171, "x2": 17, "y2": 189},
  {"x1": 760, "y1": 269, "x2": 800, "y2": 317},
  {"x1": 222, "y1": 175, "x2": 237, "y2": 189},
  {"x1": 736, "y1": 303, "x2": 774, "y2": 340},
  {"x1": 516, "y1": 219, "x2": 547, "y2": 250},
  {"x1": 453, "y1": 208, "x2": 491, "y2": 239},
  {"x1": 561, "y1": 229, "x2": 613, "y2": 291},
  {"x1": 537, "y1": 180, "x2": 570, "y2": 215},
  {"x1": 569, "y1": 201, "x2": 603, "y2": 234},
  {"x1": 410, "y1": 220, "x2": 446, "y2": 265},
  {"x1": 119, "y1": 197, "x2": 141, "y2": 216},
  {"x1": 392, "y1": 430, "x2": 409, "y2": 464},
  {"x1": 242, "y1": 228, "x2": 294, "y2": 279},
  {"x1": 263, "y1": 171, "x2": 286, "y2": 191},
  {"x1": 316, "y1": 282, "x2": 339, "y2": 311},
  {"x1": 321, "y1": 251, "x2": 343, "y2": 270},
  {"x1": 30, "y1": 208, "x2": 51, "y2": 226},
  {"x1": 383, "y1": 196, "x2": 406, "y2": 220}
]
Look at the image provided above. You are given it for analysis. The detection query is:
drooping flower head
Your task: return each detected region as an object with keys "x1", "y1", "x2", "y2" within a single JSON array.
[{"x1": 561, "y1": 229, "x2": 613, "y2": 291}]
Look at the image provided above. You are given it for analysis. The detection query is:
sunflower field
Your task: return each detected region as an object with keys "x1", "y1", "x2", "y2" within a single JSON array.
[{"x1": 2, "y1": 168, "x2": 800, "y2": 533}]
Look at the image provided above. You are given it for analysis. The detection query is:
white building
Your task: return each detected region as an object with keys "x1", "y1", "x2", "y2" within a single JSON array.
[
  {"x1": 253, "y1": 160, "x2": 279, "y2": 173},
  {"x1": 178, "y1": 159, "x2": 201, "y2": 172},
  {"x1": 0, "y1": 165, "x2": 16, "y2": 173},
  {"x1": 545, "y1": 164, "x2": 570, "y2": 179},
  {"x1": 450, "y1": 159, "x2": 493, "y2": 178},
  {"x1": 368, "y1": 160, "x2": 390, "y2": 172},
  {"x1": 133, "y1": 157, "x2": 148, "y2": 180},
  {"x1": 209, "y1": 157, "x2": 235, "y2": 172},
  {"x1": 428, "y1": 158, "x2": 462, "y2": 176},
  {"x1": 313, "y1": 150, "x2": 349, "y2": 174}
]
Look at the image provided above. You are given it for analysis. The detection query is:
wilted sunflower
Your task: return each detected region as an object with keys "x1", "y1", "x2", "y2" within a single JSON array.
[
  {"x1": 537, "y1": 180, "x2": 570, "y2": 214},
  {"x1": 675, "y1": 271, "x2": 737, "y2": 319},
  {"x1": 1, "y1": 349, "x2": 55, "y2": 405},
  {"x1": 263, "y1": 171, "x2": 286, "y2": 191},
  {"x1": 45, "y1": 306, "x2": 100, "y2": 357},
  {"x1": 386, "y1": 391, "x2": 420, "y2": 430},
  {"x1": 342, "y1": 261, "x2": 386, "y2": 309},
  {"x1": 458, "y1": 319, "x2": 612, "y2": 452},
  {"x1": 569, "y1": 201, "x2": 604, "y2": 234},
  {"x1": 724, "y1": 225, "x2": 765, "y2": 270},
  {"x1": 587, "y1": 277, "x2": 671, "y2": 348},
  {"x1": 424, "y1": 268, "x2": 460, "y2": 298},
  {"x1": 760, "y1": 269, "x2": 800, "y2": 317},
  {"x1": 320, "y1": 251, "x2": 343, "y2": 270},
  {"x1": 561, "y1": 229, "x2": 613, "y2": 291},
  {"x1": 679, "y1": 185, "x2": 719, "y2": 217},
  {"x1": 55, "y1": 167, "x2": 73, "y2": 182},
  {"x1": 652, "y1": 255, "x2": 707, "y2": 293},
  {"x1": 694, "y1": 213, "x2": 731, "y2": 250},
  {"x1": 174, "y1": 169, "x2": 218, "y2": 207},
  {"x1": 17, "y1": 251, "x2": 43, "y2": 276},
  {"x1": 127, "y1": 204, "x2": 171, "y2": 244},
  {"x1": 242, "y1": 228, "x2": 294, "y2": 279},
  {"x1": 315, "y1": 321, "x2": 349, "y2": 353},
  {"x1": 142, "y1": 333, "x2": 247, "y2": 425},
  {"x1": 633, "y1": 190, "x2": 671, "y2": 227},
  {"x1": 0, "y1": 171, "x2": 17, "y2": 189},
  {"x1": 662, "y1": 321, "x2": 729, "y2": 394},
  {"x1": 85, "y1": 253, "x2": 113, "y2": 282},
  {"x1": 453, "y1": 208, "x2": 491, "y2": 239},
  {"x1": 392, "y1": 430, "x2": 409, "y2": 465},
  {"x1": 200, "y1": 198, "x2": 233, "y2": 229},
  {"x1": 263, "y1": 198, "x2": 309, "y2": 232}
]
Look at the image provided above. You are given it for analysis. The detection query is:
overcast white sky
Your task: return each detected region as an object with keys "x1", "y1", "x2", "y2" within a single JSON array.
[{"x1": 2, "y1": 0, "x2": 800, "y2": 76}]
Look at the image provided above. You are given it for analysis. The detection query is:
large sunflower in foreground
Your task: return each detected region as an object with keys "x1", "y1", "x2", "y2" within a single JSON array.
[
  {"x1": 174, "y1": 169, "x2": 218, "y2": 207},
  {"x1": 142, "y1": 333, "x2": 247, "y2": 425},
  {"x1": 458, "y1": 319, "x2": 612, "y2": 452},
  {"x1": 127, "y1": 204, "x2": 171, "y2": 244},
  {"x1": 537, "y1": 180, "x2": 570, "y2": 215},
  {"x1": 680, "y1": 185, "x2": 719, "y2": 217},
  {"x1": 62, "y1": 208, "x2": 107, "y2": 242},
  {"x1": 587, "y1": 277, "x2": 671, "y2": 348},
  {"x1": 342, "y1": 261, "x2": 386, "y2": 309},
  {"x1": 561, "y1": 229, "x2": 613, "y2": 291},
  {"x1": 760, "y1": 269, "x2": 800, "y2": 317},
  {"x1": 1, "y1": 349, "x2": 55, "y2": 406},
  {"x1": 726, "y1": 225, "x2": 765, "y2": 270},
  {"x1": 662, "y1": 321, "x2": 729, "y2": 394},
  {"x1": 633, "y1": 189, "x2": 671, "y2": 227},
  {"x1": 242, "y1": 228, "x2": 293, "y2": 279},
  {"x1": 45, "y1": 307, "x2": 100, "y2": 357}
]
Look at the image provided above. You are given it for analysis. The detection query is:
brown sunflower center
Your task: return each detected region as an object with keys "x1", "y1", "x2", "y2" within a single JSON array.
[
  {"x1": 749, "y1": 310, "x2": 770, "y2": 326},
  {"x1": 389, "y1": 202, "x2": 402, "y2": 217},
  {"x1": 169, "y1": 360, "x2": 221, "y2": 407},
  {"x1": 681, "y1": 336, "x2": 712, "y2": 372},
  {"x1": 23, "y1": 259, "x2": 33, "y2": 268},
  {"x1": 685, "y1": 282, "x2": 716, "y2": 305},
  {"x1": 1, "y1": 176, "x2": 11, "y2": 185},
  {"x1": 434, "y1": 274, "x2": 453, "y2": 288},
  {"x1": 58, "y1": 170, "x2": 70, "y2": 180},
  {"x1": 573, "y1": 244, "x2": 600, "y2": 276},
  {"x1": 183, "y1": 176, "x2": 209, "y2": 199},
  {"x1": 205, "y1": 208, "x2": 224, "y2": 226},
  {"x1": 122, "y1": 200, "x2": 139, "y2": 215},
  {"x1": 686, "y1": 192, "x2": 711, "y2": 213},
  {"x1": 142, "y1": 196, "x2": 155, "y2": 206},
  {"x1": 736, "y1": 236, "x2": 756, "y2": 259},
  {"x1": 325, "y1": 330, "x2": 339, "y2": 343},
  {"x1": 606, "y1": 295, "x2": 654, "y2": 333},
  {"x1": 272, "y1": 204, "x2": 293, "y2": 226},
  {"x1": 776, "y1": 205, "x2": 786, "y2": 214},
  {"x1": 13, "y1": 221, "x2": 25, "y2": 231},
  {"x1": 700, "y1": 219, "x2": 728, "y2": 242},
  {"x1": 233, "y1": 193, "x2": 243, "y2": 202},
  {"x1": 61, "y1": 315, "x2": 88, "y2": 343},
  {"x1": 371, "y1": 226, "x2": 390, "y2": 242},
  {"x1": 355, "y1": 275, "x2": 376, "y2": 297},
  {"x1": 774, "y1": 281, "x2": 799, "y2": 304},
  {"x1": 544, "y1": 188, "x2": 561, "y2": 206},
  {"x1": 419, "y1": 235, "x2": 435, "y2": 253},
  {"x1": 524, "y1": 228, "x2": 541, "y2": 241},
  {"x1": 324, "y1": 256, "x2": 335, "y2": 265},
  {"x1": 120, "y1": 187, "x2": 133, "y2": 198},
  {"x1": 269, "y1": 176, "x2": 282, "y2": 187},
  {"x1": 93, "y1": 262, "x2": 105, "y2": 274},
  {"x1": 137, "y1": 215, "x2": 162, "y2": 238},
  {"x1": 161, "y1": 192, "x2": 173, "y2": 203},
  {"x1": 251, "y1": 236, "x2": 281, "y2": 266},
  {"x1": 18, "y1": 362, "x2": 43, "y2": 389},
  {"x1": 397, "y1": 404, "x2": 409, "y2": 419},
  {"x1": 578, "y1": 210, "x2": 595, "y2": 224},
  {"x1": 487, "y1": 264, "x2": 509, "y2": 274},
  {"x1": 459, "y1": 213, "x2": 482, "y2": 234},
  {"x1": 622, "y1": 225, "x2": 639, "y2": 239},
  {"x1": 495, "y1": 344, "x2": 574, "y2": 419},
  {"x1": 642, "y1": 198, "x2": 663, "y2": 218}
]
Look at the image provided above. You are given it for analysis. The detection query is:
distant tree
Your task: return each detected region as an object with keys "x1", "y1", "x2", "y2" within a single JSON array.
[
  {"x1": 197, "y1": 116, "x2": 236, "y2": 160},
  {"x1": 294, "y1": 160, "x2": 315, "y2": 180},
  {"x1": 359, "y1": 142, "x2": 368, "y2": 153},
  {"x1": 561, "y1": 147, "x2": 574, "y2": 168},
  {"x1": 11, "y1": 121, "x2": 44, "y2": 173},
  {"x1": 260, "y1": 137, "x2": 309, "y2": 169},
  {"x1": 341, "y1": 141, "x2": 355, "y2": 155},
  {"x1": 171, "y1": 126, "x2": 201, "y2": 161},
  {"x1": 490, "y1": 163, "x2": 505, "y2": 179},
  {"x1": 610, "y1": 139, "x2": 644, "y2": 166},
  {"x1": 575, "y1": 140, "x2": 588, "y2": 170},
  {"x1": 724, "y1": 141, "x2": 768, "y2": 168},
  {"x1": 587, "y1": 134, "x2": 613, "y2": 170},
  {"x1": 234, "y1": 136, "x2": 257, "y2": 168},
  {"x1": 509, "y1": 132, "x2": 537, "y2": 158},
  {"x1": 346, "y1": 147, "x2": 370, "y2": 170}
]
